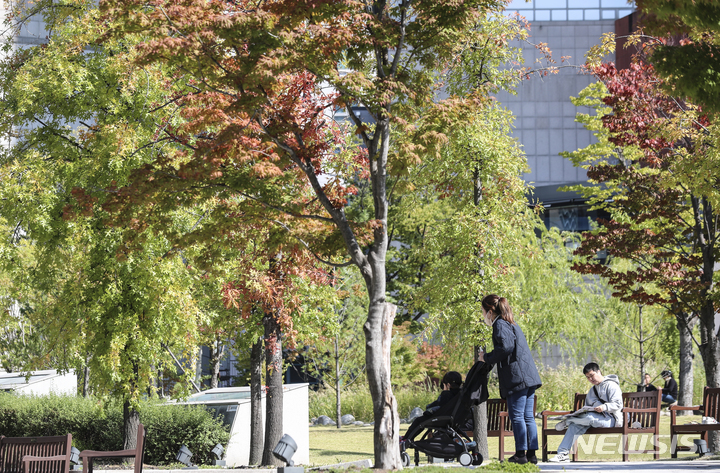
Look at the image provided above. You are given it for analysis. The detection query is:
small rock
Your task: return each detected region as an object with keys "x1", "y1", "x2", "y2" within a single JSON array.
[
  {"x1": 353, "y1": 421, "x2": 364, "y2": 426},
  {"x1": 341, "y1": 414, "x2": 355, "y2": 425},
  {"x1": 316, "y1": 415, "x2": 335, "y2": 425},
  {"x1": 407, "y1": 407, "x2": 424, "y2": 422}
]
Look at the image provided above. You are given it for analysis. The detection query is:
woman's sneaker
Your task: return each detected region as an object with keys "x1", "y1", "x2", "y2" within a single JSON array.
[
  {"x1": 555, "y1": 419, "x2": 568, "y2": 431},
  {"x1": 549, "y1": 452, "x2": 570, "y2": 462}
]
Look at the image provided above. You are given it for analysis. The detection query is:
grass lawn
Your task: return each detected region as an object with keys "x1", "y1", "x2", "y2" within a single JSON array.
[{"x1": 309, "y1": 414, "x2": 718, "y2": 467}]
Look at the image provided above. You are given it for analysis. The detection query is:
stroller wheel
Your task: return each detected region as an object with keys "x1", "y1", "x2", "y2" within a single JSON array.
[
  {"x1": 472, "y1": 452, "x2": 483, "y2": 466},
  {"x1": 458, "y1": 452, "x2": 473, "y2": 467},
  {"x1": 401, "y1": 452, "x2": 410, "y2": 467}
]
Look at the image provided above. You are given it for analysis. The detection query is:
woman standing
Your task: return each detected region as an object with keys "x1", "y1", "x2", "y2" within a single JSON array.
[{"x1": 480, "y1": 294, "x2": 542, "y2": 464}]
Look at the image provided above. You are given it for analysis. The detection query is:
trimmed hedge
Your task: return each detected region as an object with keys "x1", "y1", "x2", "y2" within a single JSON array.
[{"x1": 0, "y1": 393, "x2": 229, "y2": 466}]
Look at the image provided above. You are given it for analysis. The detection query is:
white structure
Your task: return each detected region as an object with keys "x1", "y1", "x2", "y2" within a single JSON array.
[
  {"x1": 177, "y1": 384, "x2": 309, "y2": 467},
  {"x1": 0, "y1": 369, "x2": 77, "y2": 395}
]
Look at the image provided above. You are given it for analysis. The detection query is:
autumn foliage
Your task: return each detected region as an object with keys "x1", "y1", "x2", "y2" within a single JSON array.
[{"x1": 572, "y1": 61, "x2": 714, "y2": 309}]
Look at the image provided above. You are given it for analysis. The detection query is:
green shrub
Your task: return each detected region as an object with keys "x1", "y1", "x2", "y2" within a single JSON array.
[
  {"x1": 0, "y1": 393, "x2": 228, "y2": 466},
  {"x1": 141, "y1": 402, "x2": 229, "y2": 466},
  {"x1": 0, "y1": 393, "x2": 121, "y2": 450}
]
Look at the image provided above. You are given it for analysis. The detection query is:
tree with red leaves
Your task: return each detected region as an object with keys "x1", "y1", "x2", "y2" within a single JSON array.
[
  {"x1": 564, "y1": 57, "x2": 720, "y2": 438},
  {"x1": 187, "y1": 209, "x2": 337, "y2": 464}
]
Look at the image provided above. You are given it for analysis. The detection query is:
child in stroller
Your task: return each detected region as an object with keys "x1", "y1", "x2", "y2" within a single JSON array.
[
  {"x1": 399, "y1": 361, "x2": 491, "y2": 467},
  {"x1": 403, "y1": 370, "x2": 463, "y2": 436}
]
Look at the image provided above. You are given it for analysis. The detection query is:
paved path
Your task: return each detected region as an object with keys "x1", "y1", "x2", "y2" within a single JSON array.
[
  {"x1": 538, "y1": 460, "x2": 718, "y2": 472},
  {"x1": 96, "y1": 459, "x2": 719, "y2": 472}
]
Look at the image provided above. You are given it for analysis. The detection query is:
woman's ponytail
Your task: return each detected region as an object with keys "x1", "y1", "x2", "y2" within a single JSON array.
[{"x1": 481, "y1": 294, "x2": 515, "y2": 325}]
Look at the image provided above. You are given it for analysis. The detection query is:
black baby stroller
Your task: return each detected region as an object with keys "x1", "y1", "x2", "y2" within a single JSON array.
[{"x1": 399, "y1": 360, "x2": 491, "y2": 467}]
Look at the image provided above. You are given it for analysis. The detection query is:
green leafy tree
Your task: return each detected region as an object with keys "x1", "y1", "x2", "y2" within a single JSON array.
[
  {"x1": 0, "y1": 0, "x2": 202, "y2": 448},
  {"x1": 636, "y1": 0, "x2": 720, "y2": 116}
]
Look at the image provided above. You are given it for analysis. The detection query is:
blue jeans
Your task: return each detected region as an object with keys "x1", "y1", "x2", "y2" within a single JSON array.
[
  {"x1": 662, "y1": 393, "x2": 676, "y2": 403},
  {"x1": 506, "y1": 387, "x2": 538, "y2": 451},
  {"x1": 558, "y1": 411, "x2": 615, "y2": 454}
]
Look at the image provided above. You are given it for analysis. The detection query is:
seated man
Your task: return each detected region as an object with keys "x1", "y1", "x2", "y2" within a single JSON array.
[
  {"x1": 549, "y1": 362, "x2": 623, "y2": 462},
  {"x1": 643, "y1": 373, "x2": 657, "y2": 392},
  {"x1": 660, "y1": 370, "x2": 678, "y2": 404}
]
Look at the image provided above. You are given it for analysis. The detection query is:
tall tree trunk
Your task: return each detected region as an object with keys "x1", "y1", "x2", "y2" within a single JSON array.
[
  {"x1": 249, "y1": 336, "x2": 264, "y2": 465},
  {"x1": 364, "y1": 301, "x2": 400, "y2": 469},
  {"x1": 335, "y1": 335, "x2": 342, "y2": 429},
  {"x1": 471, "y1": 164, "x2": 489, "y2": 462},
  {"x1": 638, "y1": 305, "x2": 646, "y2": 383},
  {"x1": 321, "y1": 96, "x2": 399, "y2": 467},
  {"x1": 361, "y1": 116, "x2": 400, "y2": 469},
  {"x1": 122, "y1": 354, "x2": 140, "y2": 458},
  {"x1": 82, "y1": 355, "x2": 90, "y2": 398},
  {"x1": 677, "y1": 314, "x2": 697, "y2": 415},
  {"x1": 123, "y1": 400, "x2": 140, "y2": 451},
  {"x1": 196, "y1": 346, "x2": 204, "y2": 389},
  {"x1": 472, "y1": 345, "x2": 489, "y2": 462},
  {"x1": 158, "y1": 369, "x2": 165, "y2": 399},
  {"x1": 209, "y1": 337, "x2": 224, "y2": 390},
  {"x1": 261, "y1": 313, "x2": 284, "y2": 466}
]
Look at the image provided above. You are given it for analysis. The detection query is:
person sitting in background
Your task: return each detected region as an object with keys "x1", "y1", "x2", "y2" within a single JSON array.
[
  {"x1": 643, "y1": 373, "x2": 657, "y2": 392},
  {"x1": 660, "y1": 370, "x2": 678, "y2": 404}
]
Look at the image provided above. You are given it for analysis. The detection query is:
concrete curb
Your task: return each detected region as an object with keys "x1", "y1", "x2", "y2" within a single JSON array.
[
  {"x1": 94, "y1": 462, "x2": 376, "y2": 473},
  {"x1": 95, "y1": 470, "x2": 276, "y2": 473},
  {"x1": 91, "y1": 459, "x2": 720, "y2": 472}
]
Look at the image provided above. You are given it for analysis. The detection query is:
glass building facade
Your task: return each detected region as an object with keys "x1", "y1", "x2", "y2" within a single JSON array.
[{"x1": 504, "y1": 0, "x2": 634, "y2": 22}]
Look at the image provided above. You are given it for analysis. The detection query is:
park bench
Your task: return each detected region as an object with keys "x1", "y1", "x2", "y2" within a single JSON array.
[
  {"x1": 79, "y1": 424, "x2": 145, "y2": 473},
  {"x1": 670, "y1": 386, "x2": 720, "y2": 458},
  {"x1": 541, "y1": 389, "x2": 662, "y2": 462},
  {"x1": 0, "y1": 434, "x2": 72, "y2": 473},
  {"x1": 464, "y1": 397, "x2": 537, "y2": 461}
]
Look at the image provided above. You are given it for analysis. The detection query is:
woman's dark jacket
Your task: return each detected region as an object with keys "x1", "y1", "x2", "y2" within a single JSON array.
[
  {"x1": 663, "y1": 377, "x2": 678, "y2": 399},
  {"x1": 484, "y1": 318, "x2": 542, "y2": 398}
]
